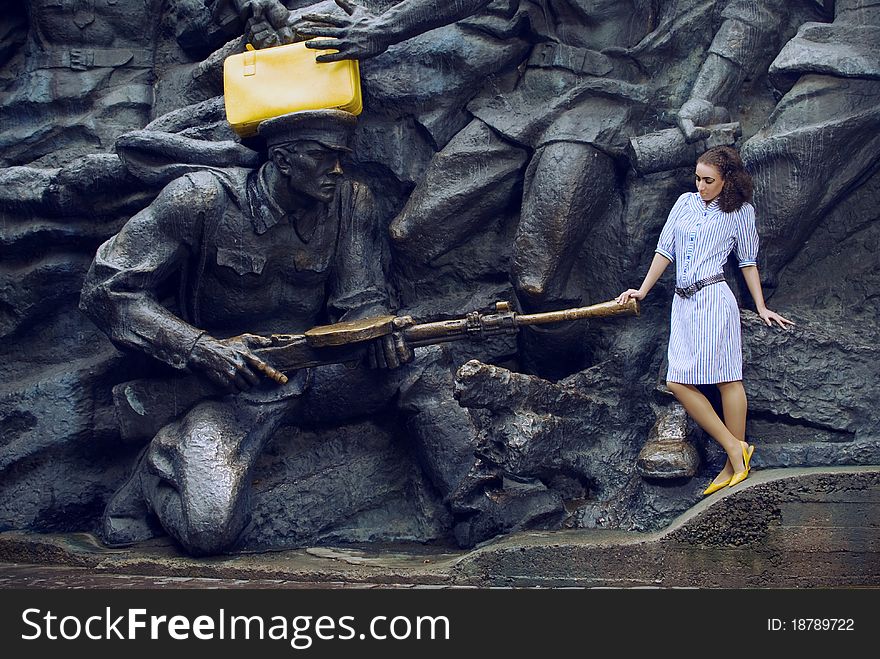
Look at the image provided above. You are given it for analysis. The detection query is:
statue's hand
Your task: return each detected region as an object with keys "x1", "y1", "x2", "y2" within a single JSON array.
[
  {"x1": 676, "y1": 99, "x2": 730, "y2": 144},
  {"x1": 246, "y1": 0, "x2": 296, "y2": 47},
  {"x1": 188, "y1": 333, "x2": 283, "y2": 391},
  {"x1": 299, "y1": 0, "x2": 388, "y2": 62},
  {"x1": 366, "y1": 317, "x2": 415, "y2": 370}
]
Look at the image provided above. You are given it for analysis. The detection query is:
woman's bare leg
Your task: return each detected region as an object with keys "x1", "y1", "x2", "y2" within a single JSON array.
[
  {"x1": 718, "y1": 381, "x2": 747, "y2": 440},
  {"x1": 667, "y1": 381, "x2": 748, "y2": 482},
  {"x1": 712, "y1": 380, "x2": 749, "y2": 481}
]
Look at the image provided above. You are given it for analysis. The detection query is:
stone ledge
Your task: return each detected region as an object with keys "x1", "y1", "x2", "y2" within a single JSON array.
[{"x1": 1, "y1": 466, "x2": 877, "y2": 588}]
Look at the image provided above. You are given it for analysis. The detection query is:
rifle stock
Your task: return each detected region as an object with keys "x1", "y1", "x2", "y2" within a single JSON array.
[
  {"x1": 253, "y1": 333, "x2": 370, "y2": 374},
  {"x1": 517, "y1": 298, "x2": 639, "y2": 325}
]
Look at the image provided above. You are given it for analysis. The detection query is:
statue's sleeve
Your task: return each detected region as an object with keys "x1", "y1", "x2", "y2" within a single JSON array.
[
  {"x1": 79, "y1": 174, "x2": 223, "y2": 369},
  {"x1": 173, "y1": 0, "x2": 245, "y2": 57},
  {"x1": 328, "y1": 181, "x2": 392, "y2": 321},
  {"x1": 690, "y1": 0, "x2": 789, "y2": 106},
  {"x1": 367, "y1": 0, "x2": 495, "y2": 43},
  {"x1": 709, "y1": 1, "x2": 783, "y2": 70}
]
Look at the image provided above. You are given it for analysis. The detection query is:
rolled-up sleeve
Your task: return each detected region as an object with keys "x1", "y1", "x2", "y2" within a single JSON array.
[
  {"x1": 656, "y1": 194, "x2": 686, "y2": 262},
  {"x1": 79, "y1": 175, "x2": 213, "y2": 369},
  {"x1": 735, "y1": 203, "x2": 759, "y2": 267},
  {"x1": 328, "y1": 181, "x2": 391, "y2": 321}
]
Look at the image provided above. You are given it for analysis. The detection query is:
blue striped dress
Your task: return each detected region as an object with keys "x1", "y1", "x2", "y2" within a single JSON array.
[{"x1": 655, "y1": 192, "x2": 759, "y2": 384}]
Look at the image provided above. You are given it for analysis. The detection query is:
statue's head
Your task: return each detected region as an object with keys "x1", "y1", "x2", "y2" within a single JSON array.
[{"x1": 259, "y1": 109, "x2": 357, "y2": 204}]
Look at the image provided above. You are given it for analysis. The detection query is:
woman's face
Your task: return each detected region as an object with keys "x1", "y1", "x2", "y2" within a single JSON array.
[{"x1": 695, "y1": 162, "x2": 724, "y2": 203}]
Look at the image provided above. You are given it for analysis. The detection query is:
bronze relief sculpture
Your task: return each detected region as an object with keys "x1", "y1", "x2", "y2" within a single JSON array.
[{"x1": 0, "y1": 0, "x2": 877, "y2": 557}]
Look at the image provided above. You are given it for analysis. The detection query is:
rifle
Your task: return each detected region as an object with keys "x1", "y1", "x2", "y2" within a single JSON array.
[
  {"x1": 111, "y1": 298, "x2": 638, "y2": 440},
  {"x1": 253, "y1": 298, "x2": 639, "y2": 383}
]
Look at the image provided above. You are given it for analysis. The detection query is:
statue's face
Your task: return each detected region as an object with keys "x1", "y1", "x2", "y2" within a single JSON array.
[
  {"x1": 273, "y1": 140, "x2": 345, "y2": 204},
  {"x1": 695, "y1": 162, "x2": 724, "y2": 204}
]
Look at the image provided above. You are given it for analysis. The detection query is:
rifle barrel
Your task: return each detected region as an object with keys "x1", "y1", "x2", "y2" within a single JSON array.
[{"x1": 516, "y1": 298, "x2": 638, "y2": 326}]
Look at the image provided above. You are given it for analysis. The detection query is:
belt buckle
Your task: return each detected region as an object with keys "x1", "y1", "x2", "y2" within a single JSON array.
[
  {"x1": 683, "y1": 283, "x2": 698, "y2": 298},
  {"x1": 68, "y1": 49, "x2": 94, "y2": 71}
]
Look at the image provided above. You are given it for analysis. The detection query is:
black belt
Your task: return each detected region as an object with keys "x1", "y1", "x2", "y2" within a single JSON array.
[
  {"x1": 528, "y1": 42, "x2": 613, "y2": 77},
  {"x1": 30, "y1": 48, "x2": 154, "y2": 71},
  {"x1": 675, "y1": 273, "x2": 725, "y2": 299}
]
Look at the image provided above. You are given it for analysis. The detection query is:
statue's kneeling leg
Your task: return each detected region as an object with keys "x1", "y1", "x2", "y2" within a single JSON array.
[
  {"x1": 389, "y1": 119, "x2": 527, "y2": 264},
  {"x1": 103, "y1": 394, "x2": 293, "y2": 556}
]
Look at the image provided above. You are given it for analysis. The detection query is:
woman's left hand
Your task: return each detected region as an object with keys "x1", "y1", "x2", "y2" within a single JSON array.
[{"x1": 759, "y1": 308, "x2": 795, "y2": 329}]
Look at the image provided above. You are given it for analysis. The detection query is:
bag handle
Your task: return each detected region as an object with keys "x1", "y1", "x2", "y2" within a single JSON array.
[{"x1": 244, "y1": 43, "x2": 256, "y2": 76}]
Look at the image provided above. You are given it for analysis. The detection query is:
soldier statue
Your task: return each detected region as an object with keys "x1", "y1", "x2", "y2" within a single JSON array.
[{"x1": 80, "y1": 110, "x2": 497, "y2": 555}]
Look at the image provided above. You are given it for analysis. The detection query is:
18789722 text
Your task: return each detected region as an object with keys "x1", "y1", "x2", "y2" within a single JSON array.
[{"x1": 767, "y1": 618, "x2": 855, "y2": 631}]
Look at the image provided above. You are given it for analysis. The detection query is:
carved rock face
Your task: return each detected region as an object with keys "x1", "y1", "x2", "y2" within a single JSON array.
[{"x1": 0, "y1": 0, "x2": 879, "y2": 554}]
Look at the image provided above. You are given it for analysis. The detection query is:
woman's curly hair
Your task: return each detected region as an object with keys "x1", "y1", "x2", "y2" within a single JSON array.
[{"x1": 697, "y1": 146, "x2": 753, "y2": 213}]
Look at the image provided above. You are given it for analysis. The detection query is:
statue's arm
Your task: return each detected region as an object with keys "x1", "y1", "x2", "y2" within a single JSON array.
[
  {"x1": 328, "y1": 181, "x2": 392, "y2": 322},
  {"x1": 174, "y1": 0, "x2": 297, "y2": 52},
  {"x1": 344, "y1": 0, "x2": 495, "y2": 45},
  {"x1": 79, "y1": 175, "x2": 215, "y2": 370},
  {"x1": 329, "y1": 180, "x2": 422, "y2": 370},
  {"x1": 678, "y1": 0, "x2": 787, "y2": 142},
  {"x1": 300, "y1": 0, "x2": 496, "y2": 62}
]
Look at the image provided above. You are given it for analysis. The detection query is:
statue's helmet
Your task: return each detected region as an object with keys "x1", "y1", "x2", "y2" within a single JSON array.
[{"x1": 258, "y1": 109, "x2": 357, "y2": 152}]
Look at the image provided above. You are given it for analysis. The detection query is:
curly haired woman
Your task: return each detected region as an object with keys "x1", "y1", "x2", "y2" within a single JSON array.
[{"x1": 617, "y1": 146, "x2": 794, "y2": 494}]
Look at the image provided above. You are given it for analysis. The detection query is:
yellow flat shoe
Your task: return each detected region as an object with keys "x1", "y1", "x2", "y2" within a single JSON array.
[{"x1": 702, "y1": 476, "x2": 732, "y2": 496}]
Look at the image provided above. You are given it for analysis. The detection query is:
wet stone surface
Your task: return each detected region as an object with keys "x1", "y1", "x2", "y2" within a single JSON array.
[{"x1": 0, "y1": 563, "x2": 448, "y2": 589}]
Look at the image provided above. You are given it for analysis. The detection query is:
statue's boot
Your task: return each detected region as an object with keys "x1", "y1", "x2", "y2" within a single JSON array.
[
  {"x1": 101, "y1": 445, "x2": 165, "y2": 547},
  {"x1": 392, "y1": 345, "x2": 565, "y2": 549}
]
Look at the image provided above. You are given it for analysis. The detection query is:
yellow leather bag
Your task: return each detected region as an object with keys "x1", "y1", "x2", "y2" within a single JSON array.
[{"x1": 223, "y1": 40, "x2": 362, "y2": 138}]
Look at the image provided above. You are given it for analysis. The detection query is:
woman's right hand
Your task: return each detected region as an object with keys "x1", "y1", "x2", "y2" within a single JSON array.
[{"x1": 616, "y1": 289, "x2": 645, "y2": 305}]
